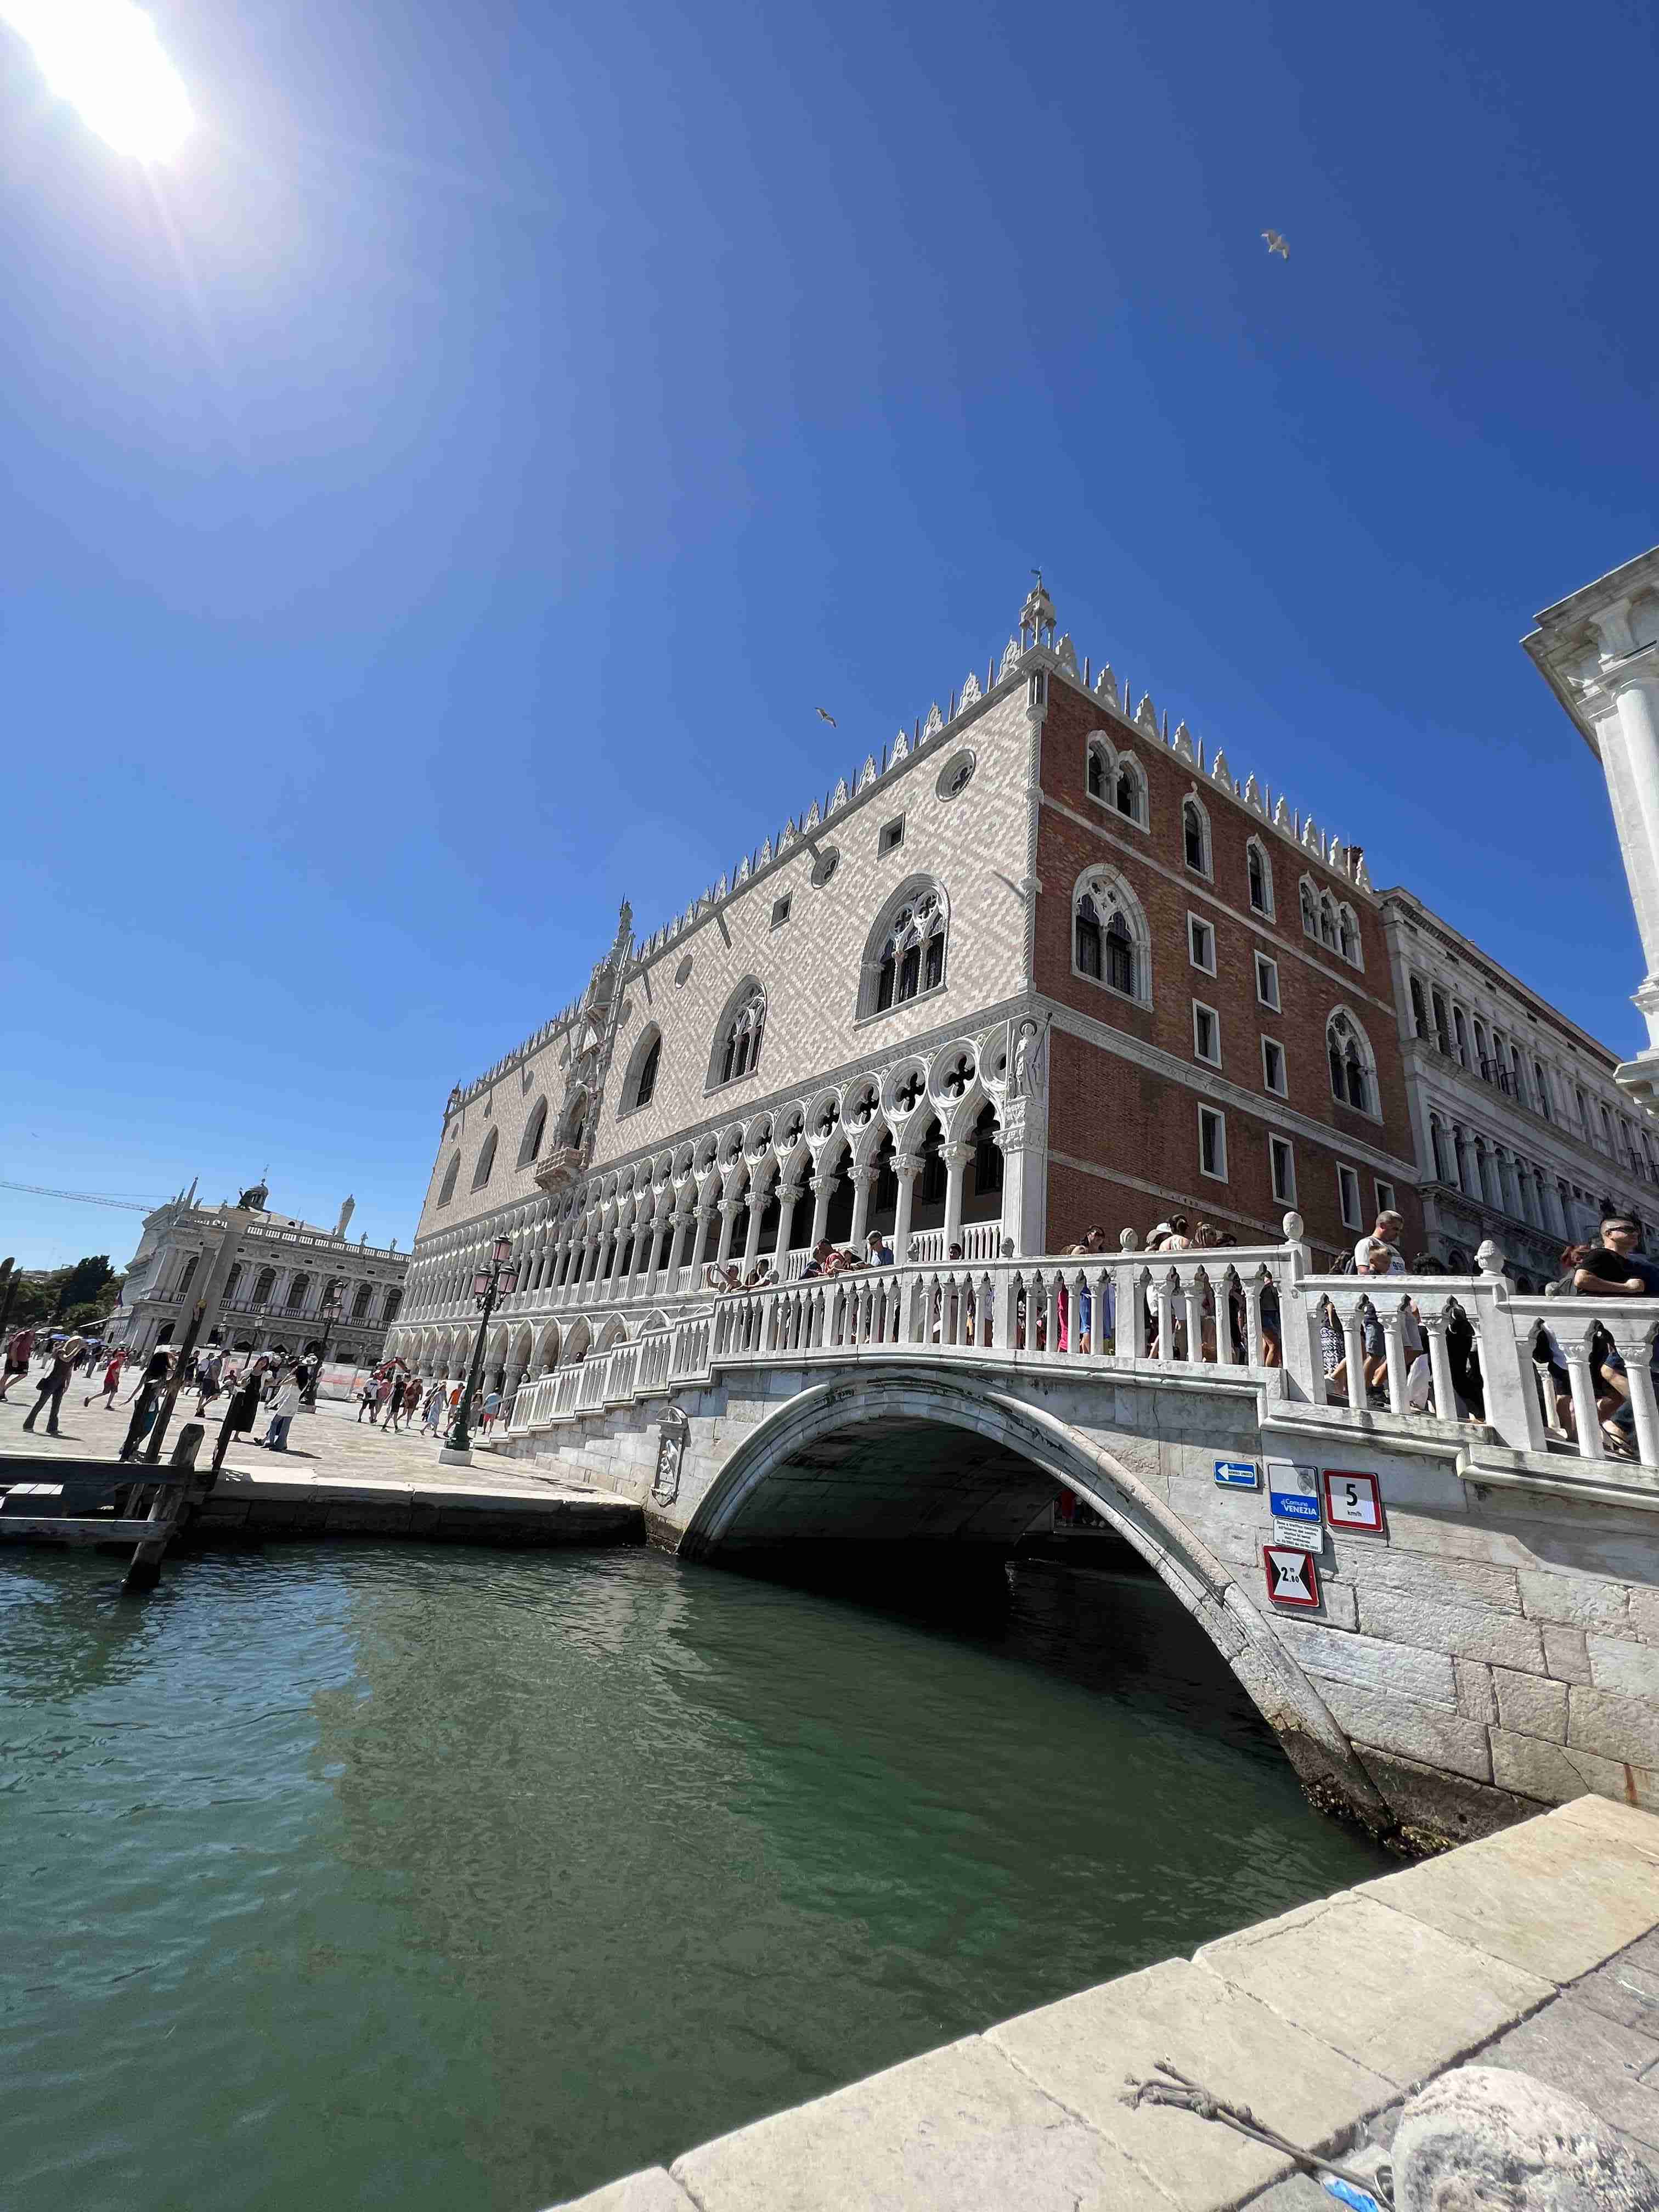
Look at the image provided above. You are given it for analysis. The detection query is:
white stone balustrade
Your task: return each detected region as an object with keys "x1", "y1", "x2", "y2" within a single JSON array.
[{"x1": 497, "y1": 1230, "x2": 1659, "y2": 1480}]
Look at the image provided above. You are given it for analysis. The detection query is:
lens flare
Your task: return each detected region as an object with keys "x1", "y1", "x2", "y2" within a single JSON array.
[{"x1": 3, "y1": 0, "x2": 194, "y2": 162}]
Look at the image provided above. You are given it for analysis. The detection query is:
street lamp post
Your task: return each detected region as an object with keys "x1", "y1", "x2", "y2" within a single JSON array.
[
  {"x1": 440, "y1": 1235, "x2": 518, "y2": 1465},
  {"x1": 301, "y1": 1285, "x2": 343, "y2": 1411}
]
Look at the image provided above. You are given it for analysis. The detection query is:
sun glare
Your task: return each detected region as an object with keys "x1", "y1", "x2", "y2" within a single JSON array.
[{"x1": 3, "y1": 0, "x2": 194, "y2": 162}]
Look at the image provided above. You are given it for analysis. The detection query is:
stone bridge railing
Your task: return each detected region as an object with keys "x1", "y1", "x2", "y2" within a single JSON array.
[{"x1": 503, "y1": 1220, "x2": 1659, "y2": 1478}]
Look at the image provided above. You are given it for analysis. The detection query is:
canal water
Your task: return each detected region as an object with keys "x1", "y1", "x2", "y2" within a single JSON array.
[{"x1": 1, "y1": 1543, "x2": 1391, "y2": 2212}]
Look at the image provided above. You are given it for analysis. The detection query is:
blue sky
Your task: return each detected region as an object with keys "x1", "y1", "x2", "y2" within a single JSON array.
[{"x1": 2, "y1": 0, "x2": 1655, "y2": 1269}]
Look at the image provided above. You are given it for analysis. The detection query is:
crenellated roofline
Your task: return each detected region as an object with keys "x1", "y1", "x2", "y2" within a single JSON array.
[{"x1": 443, "y1": 591, "x2": 1378, "y2": 1113}]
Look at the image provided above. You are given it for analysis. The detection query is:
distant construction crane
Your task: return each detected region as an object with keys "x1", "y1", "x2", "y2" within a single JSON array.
[{"x1": 0, "y1": 1181, "x2": 163, "y2": 1214}]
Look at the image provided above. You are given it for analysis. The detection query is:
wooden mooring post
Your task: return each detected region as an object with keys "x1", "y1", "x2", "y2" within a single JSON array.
[{"x1": 0, "y1": 1424, "x2": 213, "y2": 1594}]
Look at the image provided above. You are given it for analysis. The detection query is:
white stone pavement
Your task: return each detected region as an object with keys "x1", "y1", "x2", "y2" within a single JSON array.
[
  {"x1": 548, "y1": 1796, "x2": 1659, "y2": 2212},
  {"x1": 0, "y1": 1388, "x2": 641, "y2": 1544}
]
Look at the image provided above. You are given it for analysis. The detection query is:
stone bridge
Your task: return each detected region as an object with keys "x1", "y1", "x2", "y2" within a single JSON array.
[{"x1": 459, "y1": 1235, "x2": 1659, "y2": 1852}]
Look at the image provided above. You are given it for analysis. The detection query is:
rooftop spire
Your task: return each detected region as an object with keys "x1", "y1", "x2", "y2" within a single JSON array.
[{"x1": 1019, "y1": 569, "x2": 1057, "y2": 651}]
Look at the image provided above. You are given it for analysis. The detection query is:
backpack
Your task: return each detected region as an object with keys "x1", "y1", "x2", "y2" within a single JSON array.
[{"x1": 1332, "y1": 1249, "x2": 1358, "y2": 1276}]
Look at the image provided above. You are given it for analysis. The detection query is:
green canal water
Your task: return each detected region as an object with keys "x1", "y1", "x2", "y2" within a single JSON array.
[{"x1": 1, "y1": 1543, "x2": 1391, "y2": 2211}]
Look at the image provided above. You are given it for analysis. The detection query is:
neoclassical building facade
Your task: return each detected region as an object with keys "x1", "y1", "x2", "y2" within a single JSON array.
[
  {"x1": 390, "y1": 582, "x2": 1442, "y2": 1397},
  {"x1": 1380, "y1": 889, "x2": 1658, "y2": 1285},
  {"x1": 108, "y1": 1181, "x2": 408, "y2": 1363}
]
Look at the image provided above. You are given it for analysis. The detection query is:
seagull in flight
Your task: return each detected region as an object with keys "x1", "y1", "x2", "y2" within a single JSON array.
[
  {"x1": 1261, "y1": 229, "x2": 1289, "y2": 259},
  {"x1": 816, "y1": 707, "x2": 837, "y2": 727}
]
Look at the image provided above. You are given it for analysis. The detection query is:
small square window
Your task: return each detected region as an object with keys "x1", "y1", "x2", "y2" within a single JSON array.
[
  {"x1": 879, "y1": 816, "x2": 905, "y2": 856},
  {"x1": 1199, "y1": 1105, "x2": 1227, "y2": 1181},
  {"x1": 1193, "y1": 1001, "x2": 1221, "y2": 1066},
  {"x1": 1188, "y1": 915, "x2": 1216, "y2": 974},
  {"x1": 1262, "y1": 1037, "x2": 1286, "y2": 1096},
  {"x1": 1255, "y1": 952, "x2": 1280, "y2": 1011},
  {"x1": 1338, "y1": 1165, "x2": 1362, "y2": 1229},
  {"x1": 1270, "y1": 1136, "x2": 1296, "y2": 1205},
  {"x1": 770, "y1": 895, "x2": 792, "y2": 929},
  {"x1": 1374, "y1": 1179, "x2": 1397, "y2": 1216}
]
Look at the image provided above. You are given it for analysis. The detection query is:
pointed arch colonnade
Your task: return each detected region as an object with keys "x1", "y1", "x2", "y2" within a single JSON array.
[{"x1": 386, "y1": 1025, "x2": 1024, "y2": 1398}]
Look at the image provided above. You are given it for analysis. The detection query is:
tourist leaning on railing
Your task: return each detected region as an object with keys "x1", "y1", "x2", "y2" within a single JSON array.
[{"x1": 1574, "y1": 1214, "x2": 1659, "y2": 1460}]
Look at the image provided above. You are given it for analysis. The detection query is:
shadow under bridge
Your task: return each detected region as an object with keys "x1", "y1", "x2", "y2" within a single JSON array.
[{"x1": 675, "y1": 1368, "x2": 1387, "y2": 1827}]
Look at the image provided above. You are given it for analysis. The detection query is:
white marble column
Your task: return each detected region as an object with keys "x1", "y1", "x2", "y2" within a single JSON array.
[
  {"x1": 942, "y1": 1143, "x2": 973, "y2": 1250},
  {"x1": 715, "y1": 1198, "x2": 742, "y2": 1266},
  {"x1": 774, "y1": 1181, "x2": 802, "y2": 1266},
  {"x1": 688, "y1": 1206, "x2": 716, "y2": 1279},
  {"x1": 892, "y1": 1163, "x2": 918, "y2": 1261},
  {"x1": 847, "y1": 1167, "x2": 876, "y2": 1252},
  {"x1": 809, "y1": 1173, "x2": 838, "y2": 1246},
  {"x1": 1525, "y1": 566, "x2": 1659, "y2": 1114},
  {"x1": 742, "y1": 1169, "x2": 772, "y2": 1269}
]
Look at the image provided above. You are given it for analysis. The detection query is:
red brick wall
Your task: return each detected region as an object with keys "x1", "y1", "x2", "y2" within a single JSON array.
[{"x1": 1034, "y1": 677, "x2": 1420, "y2": 1261}]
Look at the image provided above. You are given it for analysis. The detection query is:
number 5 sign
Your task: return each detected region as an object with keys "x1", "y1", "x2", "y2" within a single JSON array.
[{"x1": 1322, "y1": 1468, "x2": 1385, "y2": 1535}]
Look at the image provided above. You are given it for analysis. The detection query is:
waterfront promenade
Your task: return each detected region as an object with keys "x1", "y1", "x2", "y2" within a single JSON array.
[
  {"x1": 549, "y1": 1794, "x2": 1659, "y2": 2212},
  {"x1": 0, "y1": 1392, "x2": 641, "y2": 1548}
]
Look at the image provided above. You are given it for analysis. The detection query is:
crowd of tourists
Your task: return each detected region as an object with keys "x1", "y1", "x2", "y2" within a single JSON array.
[
  {"x1": 8, "y1": 1210, "x2": 1655, "y2": 1458},
  {"x1": 0, "y1": 1333, "x2": 484, "y2": 1458},
  {"x1": 679, "y1": 1203, "x2": 1659, "y2": 1447}
]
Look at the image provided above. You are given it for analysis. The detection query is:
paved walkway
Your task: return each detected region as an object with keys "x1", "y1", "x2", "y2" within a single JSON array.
[
  {"x1": 0, "y1": 1387, "x2": 641, "y2": 1547},
  {"x1": 0, "y1": 1387, "x2": 545, "y2": 1489},
  {"x1": 549, "y1": 1795, "x2": 1659, "y2": 2211}
]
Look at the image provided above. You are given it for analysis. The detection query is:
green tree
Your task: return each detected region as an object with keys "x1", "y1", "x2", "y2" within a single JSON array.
[
  {"x1": 9, "y1": 1271, "x2": 66, "y2": 1328},
  {"x1": 54, "y1": 1256, "x2": 116, "y2": 1318}
]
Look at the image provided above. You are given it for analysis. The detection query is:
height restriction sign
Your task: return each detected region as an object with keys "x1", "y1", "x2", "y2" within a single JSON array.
[
  {"x1": 1262, "y1": 1544, "x2": 1322, "y2": 1609},
  {"x1": 1322, "y1": 1469, "x2": 1385, "y2": 1534}
]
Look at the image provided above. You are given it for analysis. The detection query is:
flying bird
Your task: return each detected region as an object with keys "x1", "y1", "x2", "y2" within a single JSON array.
[
  {"x1": 816, "y1": 707, "x2": 837, "y2": 727},
  {"x1": 1261, "y1": 229, "x2": 1289, "y2": 259}
]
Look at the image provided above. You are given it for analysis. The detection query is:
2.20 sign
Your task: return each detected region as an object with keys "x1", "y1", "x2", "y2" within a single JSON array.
[{"x1": 1321, "y1": 1469, "x2": 1385, "y2": 1535}]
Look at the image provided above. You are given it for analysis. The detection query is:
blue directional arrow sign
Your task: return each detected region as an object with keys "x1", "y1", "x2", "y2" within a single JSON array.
[{"x1": 1214, "y1": 1459, "x2": 1260, "y2": 1489}]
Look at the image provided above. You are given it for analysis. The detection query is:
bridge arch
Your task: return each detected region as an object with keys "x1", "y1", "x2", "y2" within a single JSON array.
[{"x1": 679, "y1": 1370, "x2": 1384, "y2": 1824}]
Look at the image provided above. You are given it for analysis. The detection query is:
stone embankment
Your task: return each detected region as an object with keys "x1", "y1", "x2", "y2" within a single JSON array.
[
  {"x1": 546, "y1": 1795, "x2": 1659, "y2": 2212},
  {"x1": 0, "y1": 1401, "x2": 644, "y2": 1550}
]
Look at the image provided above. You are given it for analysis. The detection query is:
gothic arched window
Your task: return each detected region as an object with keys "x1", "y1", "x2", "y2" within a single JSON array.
[
  {"x1": 621, "y1": 1028, "x2": 662, "y2": 1113},
  {"x1": 1327, "y1": 1009, "x2": 1375, "y2": 1115},
  {"x1": 636, "y1": 1034, "x2": 661, "y2": 1107},
  {"x1": 1246, "y1": 838, "x2": 1273, "y2": 917},
  {"x1": 1072, "y1": 866, "x2": 1150, "y2": 1004},
  {"x1": 1115, "y1": 763, "x2": 1143, "y2": 822},
  {"x1": 252, "y1": 1266, "x2": 277, "y2": 1307},
  {"x1": 471, "y1": 1127, "x2": 499, "y2": 1190},
  {"x1": 352, "y1": 1282, "x2": 373, "y2": 1319},
  {"x1": 860, "y1": 879, "x2": 949, "y2": 1018},
  {"x1": 1087, "y1": 742, "x2": 1108, "y2": 800},
  {"x1": 713, "y1": 985, "x2": 766, "y2": 1087},
  {"x1": 1319, "y1": 894, "x2": 1339, "y2": 951},
  {"x1": 1300, "y1": 879, "x2": 1318, "y2": 937},
  {"x1": 1076, "y1": 891, "x2": 1103, "y2": 979},
  {"x1": 1106, "y1": 914, "x2": 1135, "y2": 995},
  {"x1": 1182, "y1": 796, "x2": 1211, "y2": 876},
  {"x1": 1338, "y1": 904, "x2": 1361, "y2": 966},
  {"x1": 518, "y1": 1098, "x2": 548, "y2": 1167},
  {"x1": 437, "y1": 1152, "x2": 460, "y2": 1207}
]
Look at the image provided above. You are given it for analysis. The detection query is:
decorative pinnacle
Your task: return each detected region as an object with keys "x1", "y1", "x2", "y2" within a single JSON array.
[{"x1": 1019, "y1": 570, "x2": 1057, "y2": 650}]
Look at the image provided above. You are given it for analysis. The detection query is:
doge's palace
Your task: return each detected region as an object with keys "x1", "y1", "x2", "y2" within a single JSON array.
[{"x1": 390, "y1": 580, "x2": 1444, "y2": 1399}]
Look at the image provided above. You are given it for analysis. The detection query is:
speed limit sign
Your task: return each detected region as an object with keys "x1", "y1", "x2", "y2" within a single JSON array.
[{"x1": 1322, "y1": 1469, "x2": 1385, "y2": 1535}]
